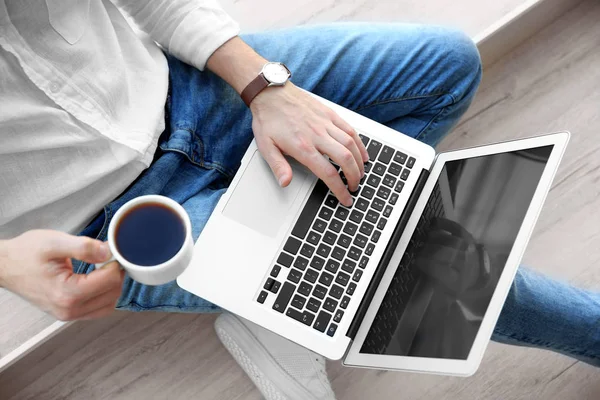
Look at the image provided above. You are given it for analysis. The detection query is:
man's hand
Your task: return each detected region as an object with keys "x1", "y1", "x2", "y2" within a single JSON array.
[
  {"x1": 206, "y1": 37, "x2": 369, "y2": 207},
  {"x1": 250, "y1": 83, "x2": 369, "y2": 206},
  {"x1": 0, "y1": 230, "x2": 124, "y2": 321}
]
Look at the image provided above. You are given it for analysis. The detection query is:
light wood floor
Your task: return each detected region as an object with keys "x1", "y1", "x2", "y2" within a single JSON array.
[{"x1": 2, "y1": 0, "x2": 600, "y2": 399}]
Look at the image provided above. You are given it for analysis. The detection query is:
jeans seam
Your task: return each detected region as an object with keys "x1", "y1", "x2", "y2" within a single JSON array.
[
  {"x1": 118, "y1": 300, "x2": 220, "y2": 312},
  {"x1": 414, "y1": 103, "x2": 453, "y2": 143},
  {"x1": 354, "y1": 91, "x2": 454, "y2": 113},
  {"x1": 494, "y1": 327, "x2": 600, "y2": 361}
]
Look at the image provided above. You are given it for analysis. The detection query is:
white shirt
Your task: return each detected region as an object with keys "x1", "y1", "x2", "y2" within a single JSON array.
[{"x1": 0, "y1": 0, "x2": 240, "y2": 239}]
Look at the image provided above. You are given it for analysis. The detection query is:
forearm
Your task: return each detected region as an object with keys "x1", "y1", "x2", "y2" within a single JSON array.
[
  {"x1": 206, "y1": 36, "x2": 268, "y2": 95},
  {"x1": 0, "y1": 239, "x2": 9, "y2": 288}
]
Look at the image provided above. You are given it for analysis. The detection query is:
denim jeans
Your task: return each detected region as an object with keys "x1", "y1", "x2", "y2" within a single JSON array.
[{"x1": 77, "y1": 23, "x2": 600, "y2": 367}]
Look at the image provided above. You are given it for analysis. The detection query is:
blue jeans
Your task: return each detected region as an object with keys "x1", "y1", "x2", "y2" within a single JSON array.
[{"x1": 78, "y1": 23, "x2": 600, "y2": 367}]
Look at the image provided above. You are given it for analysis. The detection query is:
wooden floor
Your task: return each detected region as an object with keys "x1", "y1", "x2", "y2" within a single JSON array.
[{"x1": 3, "y1": 0, "x2": 600, "y2": 398}]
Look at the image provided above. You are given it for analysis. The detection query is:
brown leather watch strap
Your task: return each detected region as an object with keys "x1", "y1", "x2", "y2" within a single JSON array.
[{"x1": 241, "y1": 74, "x2": 270, "y2": 107}]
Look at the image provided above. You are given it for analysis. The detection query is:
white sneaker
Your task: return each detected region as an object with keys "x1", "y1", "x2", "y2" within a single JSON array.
[{"x1": 215, "y1": 312, "x2": 336, "y2": 400}]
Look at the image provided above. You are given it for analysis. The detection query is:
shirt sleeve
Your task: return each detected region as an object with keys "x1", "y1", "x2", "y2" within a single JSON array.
[{"x1": 113, "y1": 0, "x2": 240, "y2": 70}]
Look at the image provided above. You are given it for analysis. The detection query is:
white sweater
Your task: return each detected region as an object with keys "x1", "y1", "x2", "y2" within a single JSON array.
[{"x1": 0, "y1": 0, "x2": 240, "y2": 239}]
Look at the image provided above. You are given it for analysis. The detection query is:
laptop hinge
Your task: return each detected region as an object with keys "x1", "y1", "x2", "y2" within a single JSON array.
[{"x1": 345, "y1": 168, "x2": 430, "y2": 340}]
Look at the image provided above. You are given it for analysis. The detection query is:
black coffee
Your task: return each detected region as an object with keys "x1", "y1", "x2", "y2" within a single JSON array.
[{"x1": 115, "y1": 202, "x2": 185, "y2": 266}]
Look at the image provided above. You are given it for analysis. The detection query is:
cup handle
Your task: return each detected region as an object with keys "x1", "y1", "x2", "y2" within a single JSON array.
[{"x1": 94, "y1": 257, "x2": 122, "y2": 270}]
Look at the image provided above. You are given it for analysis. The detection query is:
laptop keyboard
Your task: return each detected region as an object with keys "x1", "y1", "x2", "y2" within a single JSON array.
[{"x1": 257, "y1": 133, "x2": 417, "y2": 337}]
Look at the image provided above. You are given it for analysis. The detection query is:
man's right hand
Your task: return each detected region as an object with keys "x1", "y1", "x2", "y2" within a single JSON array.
[{"x1": 0, "y1": 230, "x2": 124, "y2": 321}]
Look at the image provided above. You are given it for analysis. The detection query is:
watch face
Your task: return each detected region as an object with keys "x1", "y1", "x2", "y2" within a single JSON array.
[{"x1": 262, "y1": 62, "x2": 290, "y2": 85}]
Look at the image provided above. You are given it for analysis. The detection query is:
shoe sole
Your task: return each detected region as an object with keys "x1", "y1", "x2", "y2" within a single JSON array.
[{"x1": 215, "y1": 314, "x2": 321, "y2": 400}]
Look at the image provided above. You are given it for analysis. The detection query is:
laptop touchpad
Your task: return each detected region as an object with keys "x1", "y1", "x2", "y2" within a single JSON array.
[{"x1": 223, "y1": 150, "x2": 308, "y2": 238}]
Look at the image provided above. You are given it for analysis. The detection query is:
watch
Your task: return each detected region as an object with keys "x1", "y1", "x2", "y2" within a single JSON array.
[{"x1": 241, "y1": 62, "x2": 291, "y2": 107}]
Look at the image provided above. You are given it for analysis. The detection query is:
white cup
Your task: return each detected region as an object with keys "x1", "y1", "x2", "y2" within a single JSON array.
[{"x1": 95, "y1": 195, "x2": 193, "y2": 286}]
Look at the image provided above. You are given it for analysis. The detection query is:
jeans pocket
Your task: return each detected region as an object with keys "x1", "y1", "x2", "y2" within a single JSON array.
[
  {"x1": 45, "y1": 0, "x2": 90, "y2": 45},
  {"x1": 74, "y1": 204, "x2": 112, "y2": 274}
]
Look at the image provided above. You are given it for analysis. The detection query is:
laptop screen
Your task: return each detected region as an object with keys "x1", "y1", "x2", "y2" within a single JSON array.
[{"x1": 359, "y1": 145, "x2": 554, "y2": 360}]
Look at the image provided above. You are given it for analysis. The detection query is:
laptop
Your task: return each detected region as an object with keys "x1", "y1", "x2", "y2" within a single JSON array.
[{"x1": 177, "y1": 93, "x2": 569, "y2": 376}]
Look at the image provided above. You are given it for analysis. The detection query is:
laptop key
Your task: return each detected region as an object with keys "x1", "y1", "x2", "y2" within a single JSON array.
[
  {"x1": 366, "y1": 243, "x2": 375, "y2": 256},
  {"x1": 290, "y1": 179, "x2": 328, "y2": 240},
  {"x1": 313, "y1": 311, "x2": 332, "y2": 332},
  {"x1": 319, "y1": 271, "x2": 334, "y2": 287},
  {"x1": 300, "y1": 243, "x2": 315, "y2": 258},
  {"x1": 340, "y1": 296, "x2": 351, "y2": 309},
  {"x1": 257, "y1": 291, "x2": 268, "y2": 304},
  {"x1": 342, "y1": 259, "x2": 356, "y2": 273},
  {"x1": 329, "y1": 218, "x2": 343, "y2": 233},
  {"x1": 400, "y1": 168, "x2": 410, "y2": 181},
  {"x1": 323, "y1": 231, "x2": 337, "y2": 246},
  {"x1": 388, "y1": 162, "x2": 402, "y2": 176},
  {"x1": 333, "y1": 310, "x2": 344, "y2": 323},
  {"x1": 277, "y1": 252, "x2": 293, "y2": 268},
  {"x1": 407, "y1": 156, "x2": 416, "y2": 169},
  {"x1": 325, "y1": 259, "x2": 340, "y2": 274},
  {"x1": 366, "y1": 140, "x2": 382, "y2": 161},
  {"x1": 377, "y1": 218, "x2": 387, "y2": 230},
  {"x1": 299, "y1": 281, "x2": 313, "y2": 297},
  {"x1": 292, "y1": 294, "x2": 306, "y2": 310},
  {"x1": 348, "y1": 246, "x2": 361, "y2": 261},
  {"x1": 359, "y1": 256, "x2": 369, "y2": 269},
  {"x1": 364, "y1": 162, "x2": 372, "y2": 174},
  {"x1": 373, "y1": 162, "x2": 386, "y2": 176},
  {"x1": 335, "y1": 272, "x2": 350, "y2": 287},
  {"x1": 325, "y1": 195, "x2": 338, "y2": 209},
  {"x1": 317, "y1": 243, "x2": 331, "y2": 258},
  {"x1": 294, "y1": 256, "x2": 309, "y2": 271},
  {"x1": 269, "y1": 282, "x2": 279, "y2": 295},
  {"x1": 307, "y1": 297, "x2": 322, "y2": 313},
  {"x1": 353, "y1": 234, "x2": 368, "y2": 249},
  {"x1": 286, "y1": 308, "x2": 315, "y2": 326},
  {"x1": 327, "y1": 323, "x2": 338, "y2": 337},
  {"x1": 378, "y1": 146, "x2": 394, "y2": 164},
  {"x1": 390, "y1": 193, "x2": 399, "y2": 205},
  {"x1": 346, "y1": 283, "x2": 357, "y2": 295},
  {"x1": 395, "y1": 181, "x2": 404, "y2": 193},
  {"x1": 337, "y1": 234, "x2": 352, "y2": 249},
  {"x1": 318, "y1": 207, "x2": 333, "y2": 221},
  {"x1": 305, "y1": 268, "x2": 319, "y2": 283},
  {"x1": 367, "y1": 175, "x2": 381, "y2": 188},
  {"x1": 358, "y1": 133, "x2": 370, "y2": 147},
  {"x1": 376, "y1": 186, "x2": 391, "y2": 200},
  {"x1": 313, "y1": 218, "x2": 327, "y2": 233},
  {"x1": 283, "y1": 237, "x2": 302, "y2": 255},
  {"x1": 270, "y1": 265, "x2": 281, "y2": 278},
  {"x1": 334, "y1": 207, "x2": 349, "y2": 221},
  {"x1": 371, "y1": 198, "x2": 385, "y2": 212},
  {"x1": 323, "y1": 297, "x2": 338, "y2": 312},
  {"x1": 264, "y1": 278, "x2": 275, "y2": 291},
  {"x1": 383, "y1": 174, "x2": 396, "y2": 189},
  {"x1": 360, "y1": 222, "x2": 374, "y2": 236},
  {"x1": 353, "y1": 269, "x2": 363, "y2": 282},
  {"x1": 356, "y1": 198, "x2": 369, "y2": 211},
  {"x1": 361, "y1": 186, "x2": 375, "y2": 199},
  {"x1": 313, "y1": 284, "x2": 328, "y2": 299},
  {"x1": 343, "y1": 221, "x2": 358, "y2": 236},
  {"x1": 383, "y1": 205, "x2": 393, "y2": 217},
  {"x1": 332, "y1": 246, "x2": 346, "y2": 261},
  {"x1": 307, "y1": 231, "x2": 321, "y2": 246},
  {"x1": 371, "y1": 230, "x2": 381, "y2": 243},
  {"x1": 273, "y1": 282, "x2": 295, "y2": 312},
  {"x1": 366, "y1": 209, "x2": 379, "y2": 224},
  {"x1": 310, "y1": 256, "x2": 325, "y2": 270},
  {"x1": 394, "y1": 151, "x2": 407, "y2": 165},
  {"x1": 329, "y1": 284, "x2": 344, "y2": 299},
  {"x1": 288, "y1": 269, "x2": 302, "y2": 284}
]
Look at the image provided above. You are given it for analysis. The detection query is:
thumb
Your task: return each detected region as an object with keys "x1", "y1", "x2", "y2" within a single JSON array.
[
  {"x1": 46, "y1": 232, "x2": 111, "y2": 264},
  {"x1": 259, "y1": 141, "x2": 293, "y2": 187}
]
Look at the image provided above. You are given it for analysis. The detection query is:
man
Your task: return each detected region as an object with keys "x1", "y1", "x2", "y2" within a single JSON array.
[{"x1": 1, "y1": 1, "x2": 599, "y2": 399}]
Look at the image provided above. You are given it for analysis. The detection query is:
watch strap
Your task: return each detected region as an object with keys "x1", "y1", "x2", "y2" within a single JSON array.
[{"x1": 241, "y1": 74, "x2": 270, "y2": 107}]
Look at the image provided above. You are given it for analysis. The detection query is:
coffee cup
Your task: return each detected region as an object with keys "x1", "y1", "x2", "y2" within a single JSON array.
[{"x1": 95, "y1": 195, "x2": 193, "y2": 286}]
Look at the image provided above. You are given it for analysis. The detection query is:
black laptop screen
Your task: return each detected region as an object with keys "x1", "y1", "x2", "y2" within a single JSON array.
[{"x1": 359, "y1": 145, "x2": 554, "y2": 360}]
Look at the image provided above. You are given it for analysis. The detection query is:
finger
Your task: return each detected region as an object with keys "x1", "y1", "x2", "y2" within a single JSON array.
[
  {"x1": 326, "y1": 125, "x2": 364, "y2": 185},
  {"x1": 46, "y1": 232, "x2": 111, "y2": 264},
  {"x1": 65, "y1": 262, "x2": 125, "y2": 301},
  {"x1": 78, "y1": 286, "x2": 121, "y2": 315},
  {"x1": 297, "y1": 149, "x2": 352, "y2": 207},
  {"x1": 329, "y1": 111, "x2": 369, "y2": 163},
  {"x1": 316, "y1": 133, "x2": 362, "y2": 194},
  {"x1": 256, "y1": 138, "x2": 293, "y2": 187}
]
